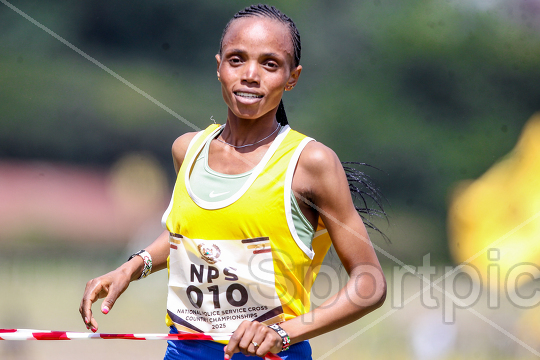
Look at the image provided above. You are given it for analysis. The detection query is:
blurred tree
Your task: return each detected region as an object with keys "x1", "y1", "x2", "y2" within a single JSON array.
[{"x1": 2, "y1": 0, "x2": 540, "y2": 260}]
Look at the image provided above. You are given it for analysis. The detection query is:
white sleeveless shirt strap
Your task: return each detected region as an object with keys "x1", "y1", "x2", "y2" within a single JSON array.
[{"x1": 283, "y1": 137, "x2": 316, "y2": 260}]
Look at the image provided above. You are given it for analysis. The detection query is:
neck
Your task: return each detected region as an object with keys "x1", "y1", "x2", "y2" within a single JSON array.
[{"x1": 220, "y1": 108, "x2": 281, "y2": 148}]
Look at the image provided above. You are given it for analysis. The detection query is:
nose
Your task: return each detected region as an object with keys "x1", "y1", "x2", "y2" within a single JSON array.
[{"x1": 241, "y1": 60, "x2": 260, "y2": 84}]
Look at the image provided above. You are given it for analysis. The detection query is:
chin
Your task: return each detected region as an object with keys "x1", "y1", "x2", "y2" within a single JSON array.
[{"x1": 231, "y1": 106, "x2": 262, "y2": 120}]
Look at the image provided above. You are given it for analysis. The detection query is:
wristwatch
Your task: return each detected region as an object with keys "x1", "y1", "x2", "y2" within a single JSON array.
[
  {"x1": 127, "y1": 250, "x2": 152, "y2": 280},
  {"x1": 268, "y1": 323, "x2": 291, "y2": 351}
]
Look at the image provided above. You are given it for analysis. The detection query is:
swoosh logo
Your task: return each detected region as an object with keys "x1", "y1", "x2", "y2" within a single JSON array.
[{"x1": 209, "y1": 190, "x2": 230, "y2": 198}]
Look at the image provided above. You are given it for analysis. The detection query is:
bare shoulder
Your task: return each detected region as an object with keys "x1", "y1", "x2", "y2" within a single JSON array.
[
  {"x1": 297, "y1": 141, "x2": 342, "y2": 175},
  {"x1": 295, "y1": 140, "x2": 351, "y2": 204},
  {"x1": 172, "y1": 131, "x2": 199, "y2": 173}
]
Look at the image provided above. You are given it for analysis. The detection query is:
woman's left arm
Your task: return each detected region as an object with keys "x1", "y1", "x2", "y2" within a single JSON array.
[
  {"x1": 282, "y1": 141, "x2": 387, "y2": 341},
  {"x1": 225, "y1": 142, "x2": 386, "y2": 358}
]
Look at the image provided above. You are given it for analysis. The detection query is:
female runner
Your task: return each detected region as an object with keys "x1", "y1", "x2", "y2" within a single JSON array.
[{"x1": 80, "y1": 4, "x2": 386, "y2": 360}]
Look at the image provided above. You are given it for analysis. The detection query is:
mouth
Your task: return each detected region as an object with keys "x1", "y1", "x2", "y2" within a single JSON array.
[{"x1": 234, "y1": 91, "x2": 263, "y2": 99}]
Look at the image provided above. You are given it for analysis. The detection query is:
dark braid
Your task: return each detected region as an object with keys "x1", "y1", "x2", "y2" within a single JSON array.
[
  {"x1": 219, "y1": 4, "x2": 302, "y2": 126},
  {"x1": 342, "y1": 163, "x2": 389, "y2": 243},
  {"x1": 220, "y1": 5, "x2": 388, "y2": 241},
  {"x1": 276, "y1": 100, "x2": 288, "y2": 126}
]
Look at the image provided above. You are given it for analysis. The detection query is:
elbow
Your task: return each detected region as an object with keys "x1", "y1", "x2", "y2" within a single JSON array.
[
  {"x1": 372, "y1": 276, "x2": 387, "y2": 310},
  {"x1": 352, "y1": 267, "x2": 387, "y2": 311}
]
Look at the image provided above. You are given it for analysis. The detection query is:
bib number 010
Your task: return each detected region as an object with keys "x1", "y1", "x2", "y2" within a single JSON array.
[{"x1": 186, "y1": 283, "x2": 249, "y2": 309}]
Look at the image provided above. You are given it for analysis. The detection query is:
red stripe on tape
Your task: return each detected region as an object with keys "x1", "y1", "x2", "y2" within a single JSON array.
[
  {"x1": 167, "y1": 333, "x2": 214, "y2": 341},
  {"x1": 99, "y1": 334, "x2": 146, "y2": 340},
  {"x1": 33, "y1": 332, "x2": 70, "y2": 340}
]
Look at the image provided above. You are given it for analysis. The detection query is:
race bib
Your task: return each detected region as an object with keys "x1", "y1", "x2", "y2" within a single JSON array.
[{"x1": 167, "y1": 233, "x2": 285, "y2": 333}]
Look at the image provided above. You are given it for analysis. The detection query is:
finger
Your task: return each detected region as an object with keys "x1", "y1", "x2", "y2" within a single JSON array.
[
  {"x1": 238, "y1": 322, "x2": 259, "y2": 355},
  {"x1": 79, "y1": 288, "x2": 96, "y2": 327},
  {"x1": 260, "y1": 326, "x2": 283, "y2": 355},
  {"x1": 224, "y1": 322, "x2": 248, "y2": 359},
  {"x1": 87, "y1": 316, "x2": 99, "y2": 333},
  {"x1": 251, "y1": 329, "x2": 268, "y2": 357},
  {"x1": 79, "y1": 299, "x2": 98, "y2": 333},
  {"x1": 258, "y1": 336, "x2": 278, "y2": 357},
  {"x1": 80, "y1": 280, "x2": 107, "y2": 331},
  {"x1": 79, "y1": 301, "x2": 92, "y2": 332},
  {"x1": 248, "y1": 341, "x2": 262, "y2": 357},
  {"x1": 100, "y1": 281, "x2": 127, "y2": 314}
]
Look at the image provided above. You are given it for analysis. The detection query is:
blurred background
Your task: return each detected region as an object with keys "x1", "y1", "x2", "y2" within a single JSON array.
[{"x1": 1, "y1": 0, "x2": 540, "y2": 359}]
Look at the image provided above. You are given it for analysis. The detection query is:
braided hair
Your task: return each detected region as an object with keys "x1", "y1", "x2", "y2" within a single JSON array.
[
  {"x1": 220, "y1": 5, "x2": 388, "y2": 240},
  {"x1": 219, "y1": 4, "x2": 300, "y2": 126}
]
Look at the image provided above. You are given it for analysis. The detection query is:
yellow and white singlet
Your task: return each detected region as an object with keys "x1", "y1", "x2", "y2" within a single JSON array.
[{"x1": 161, "y1": 124, "x2": 332, "y2": 335}]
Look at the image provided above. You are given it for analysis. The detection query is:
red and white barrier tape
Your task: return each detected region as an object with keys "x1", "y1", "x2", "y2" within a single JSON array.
[{"x1": 0, "y1": 329, "x2": 282, "y2": 359}]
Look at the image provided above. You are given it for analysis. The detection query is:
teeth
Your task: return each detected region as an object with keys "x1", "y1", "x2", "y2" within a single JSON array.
[{"x1": 236, "y1": 92, "x2": 263, "y2": 99}]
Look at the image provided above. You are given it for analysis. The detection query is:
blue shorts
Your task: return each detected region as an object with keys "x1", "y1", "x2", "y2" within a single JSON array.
[{"x1": 164, "y1": 327, "x2": 312, "y2": 360}]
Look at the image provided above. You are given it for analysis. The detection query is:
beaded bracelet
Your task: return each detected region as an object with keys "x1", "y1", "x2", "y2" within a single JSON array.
[
  {"x1": 268, "y1": 323, "x2": 291, "y2": 351},
  {"x1": 127, "y1": 250, "x2": 152, "y2": 280}
]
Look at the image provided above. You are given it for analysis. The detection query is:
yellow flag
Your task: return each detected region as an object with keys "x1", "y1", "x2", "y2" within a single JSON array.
[{"x1": 448, "y1": 113, "x2": 540, "y2": 286}]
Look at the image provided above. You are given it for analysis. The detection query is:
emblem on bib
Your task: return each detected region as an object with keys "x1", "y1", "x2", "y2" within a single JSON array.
[{"x1": 197, "y1": 243, "x2": 221, "y2": 264}]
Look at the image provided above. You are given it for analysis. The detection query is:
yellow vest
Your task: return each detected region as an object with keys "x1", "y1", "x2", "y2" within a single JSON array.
[{"x1": 162, "y1": 124, "x2": 331, "y2": 334}]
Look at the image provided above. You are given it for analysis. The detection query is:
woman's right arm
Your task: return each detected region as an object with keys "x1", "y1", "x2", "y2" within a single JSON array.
[
  {"x1": 79, "y1": 131, "x2": 198, "y2": 332},
  {"x1": 79, "y1": 230, "x2": 170, "y2": 332}
]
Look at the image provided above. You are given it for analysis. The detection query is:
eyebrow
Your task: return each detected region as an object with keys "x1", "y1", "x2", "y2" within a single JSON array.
[
  {"x1": 226, "y1": 48, "x2": 247, "y2": 55},
  {"x1": 261, "y1": 52, "x2": 281, "y2": 58},
  {"x1": 225, "y1": 49, "x2": 282, "y2": 59}
]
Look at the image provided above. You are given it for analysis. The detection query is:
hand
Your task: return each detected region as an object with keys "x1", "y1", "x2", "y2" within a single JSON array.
[
  {"x1": 224, "y1": 321, "x2": 283, "y2": 359},
  {"x1": 78, "y1": 267, "x2": 132, "y2": 332}
]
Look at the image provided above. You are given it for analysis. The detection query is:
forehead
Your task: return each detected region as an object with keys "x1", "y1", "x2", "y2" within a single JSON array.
[{"x1": 222, "y1": 17, "x2": 293, "y2": 60}]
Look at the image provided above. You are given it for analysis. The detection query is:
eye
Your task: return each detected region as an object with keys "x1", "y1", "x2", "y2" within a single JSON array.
[
  {"x1": 264, "y1": 61, "x2": 279, "y2": 69},
  {"x1": 228, "y1": 56, "x2": 242, "y2": 65}
]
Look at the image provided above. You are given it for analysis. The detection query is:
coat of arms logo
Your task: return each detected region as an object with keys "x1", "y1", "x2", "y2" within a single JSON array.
[{"x1": 197, "y1": 243, "x2": 221, "y2": 264}]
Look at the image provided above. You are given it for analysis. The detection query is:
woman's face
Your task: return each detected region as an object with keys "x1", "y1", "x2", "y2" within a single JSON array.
[{"x1": 216, "y1": 17, "x2": 302, "y2": 121}]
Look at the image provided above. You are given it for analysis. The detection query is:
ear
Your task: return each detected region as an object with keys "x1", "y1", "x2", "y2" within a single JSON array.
[
  {"x1": 286, "y1": 65, "x2": 302, "y2": 90},
  {"x1": 215, "y1": 54, "x2": 221, "y2": 79}
]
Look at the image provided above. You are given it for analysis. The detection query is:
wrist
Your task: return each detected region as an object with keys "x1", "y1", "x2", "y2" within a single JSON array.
[
  {"x1": 127, "y1": 250, "x2": 153, "y2": 280},
  {"x1": 120, "y1": 255, "x2": 144, "y2": 282},
  {"x1": 267, "y1": 323, "x2": 291, "y2": 352}
]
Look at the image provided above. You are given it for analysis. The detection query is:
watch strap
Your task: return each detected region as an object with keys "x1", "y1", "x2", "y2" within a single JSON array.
[
  {"x1": 127, "y1": 250, "x2": 152, "y2": 280},
  {"x1": 268, "y1": 323, "x2": 291, "y2": 351}
]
